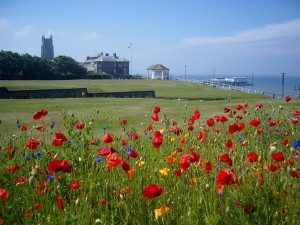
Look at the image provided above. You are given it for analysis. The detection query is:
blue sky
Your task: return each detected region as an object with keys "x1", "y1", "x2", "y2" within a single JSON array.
[{"x1": 1, "y1": 0, "x2": 300, "y2": 77}]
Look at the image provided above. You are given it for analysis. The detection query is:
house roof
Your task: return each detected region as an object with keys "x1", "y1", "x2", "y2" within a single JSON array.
[
  {"x1": 147, "y1": 64, "x2": 169, "y2": 71},
  {"x1": 94, "y1": 55, "x2": 129, "y2": 62}
]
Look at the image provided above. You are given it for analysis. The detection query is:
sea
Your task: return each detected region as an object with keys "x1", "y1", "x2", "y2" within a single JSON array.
[{"x1": 172, "y1": 74, "x2": 300, "y2": 98}]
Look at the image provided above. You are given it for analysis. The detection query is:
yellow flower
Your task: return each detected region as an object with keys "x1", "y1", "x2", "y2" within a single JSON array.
[
  {"x1": 154, "y1": 203, "x2": 170, "y2": 220},
  {"x1": 159, "y1": 167, "x2": 170, "y2": 176},
  {"x1": 189, "y1": 178, "x2": 197, "y2": 185},
  {"x1": 136, "y1": 160, "x2": 145, "y2": 168},
  {"x1": 184, "y1": 133, "x2": 189, "y2": 139},
  {"x1": 169, "y1": 137, "x2": 175, "y2": 142}
]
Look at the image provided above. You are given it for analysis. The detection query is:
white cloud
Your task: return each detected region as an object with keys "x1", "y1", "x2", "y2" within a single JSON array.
[
  {"x1": 182, "y1": 19, "x2": 300, "y2": 46},
  {"x1": 82, "y1": 31, "x2": 99, "y2": 40},
  {"x1": 0, "y1": 18, "x2": 9, "y2": 30},
  {"x1": 13, "y1": 25, "x2": 35, "y2": 38}
]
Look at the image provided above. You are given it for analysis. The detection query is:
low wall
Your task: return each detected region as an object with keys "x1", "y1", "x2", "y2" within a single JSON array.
[{"x1": 0, "y1": 87, "x2": 155, "y2": 99}]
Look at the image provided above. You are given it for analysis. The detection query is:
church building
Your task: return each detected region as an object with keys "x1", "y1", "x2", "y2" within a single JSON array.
[{"x1": 41, "y1": 35, "x2": 54, "y2": 60}]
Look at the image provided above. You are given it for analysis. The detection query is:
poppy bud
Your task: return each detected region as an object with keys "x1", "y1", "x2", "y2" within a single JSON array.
[
  {"x1": 95, "y1": 219, "x2": 101, "y2": 223},
  {"x1": 75, "y1": 198, "x2": 80, "y2": 206}
]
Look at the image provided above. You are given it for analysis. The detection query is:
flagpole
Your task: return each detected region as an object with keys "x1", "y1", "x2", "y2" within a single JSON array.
[{"x1": 129, "y1": 42, "x2": 132, "y2": 76}]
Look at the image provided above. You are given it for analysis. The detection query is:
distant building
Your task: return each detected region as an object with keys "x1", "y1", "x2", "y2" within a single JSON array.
[
  {"x1": 41, "y1": 35, "x2": 54, "y2": 60},
  {"x1": 81, "y1": 53, "x2": 130, "y2": 78},
  {"x1": 147, "y1": 64, "x2": 169, "y2": 80}
]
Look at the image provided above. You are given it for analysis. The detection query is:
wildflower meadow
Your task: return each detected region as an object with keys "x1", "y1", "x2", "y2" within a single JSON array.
[{"x1": 0, "y1": 96, "x2": 299, "y2": 224}]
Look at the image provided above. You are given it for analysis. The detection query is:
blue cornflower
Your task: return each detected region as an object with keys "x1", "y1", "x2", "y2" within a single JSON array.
[
  {"x1": 47, "y1": 175, "x2": 55, "y2": 180},
  {"x1": 78, "y1": 144, "x2": 84, "y2": 149},
  {"x1": 148, "y1": 136, "x2": 153, "y2": 140},
  {"x1": 294, "y1": 140, "x2": 300, "y2": 149},
  {"x1": 96, "y1": 157, "x2": 103, "y2": 163},
  {"x1": 23, "y1": 155, "x2": 30, "y2": 160},
  {"x1": 51, "y1": 120, "x2": 57, "y2": 125},
  {"x1": 34, "y1": 150, "x2": 42, "y2": 157},
  {"x1": 238, "y1": 135, "x2": 243, "y2": 140},
  {"x1": 16, "y1": 124, "x2": 22, "y2": 129},
  {"x1": 127, "y1": 147, "x2": 134, "y2": 152},
  {"x1": 102, "y1": 125, "x2": 107, "y2": 130},
  {"x1": 217, "y1": 189, "x2": 223, "y2": 196}
]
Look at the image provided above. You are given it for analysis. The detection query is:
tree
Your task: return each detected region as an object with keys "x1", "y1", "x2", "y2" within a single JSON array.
[
  {"x1": 52, "y1": 55, "x2": 87, "y2": 78},
  {"x1": 0, "y1": 51, "x2": 22, "y2": 78}
]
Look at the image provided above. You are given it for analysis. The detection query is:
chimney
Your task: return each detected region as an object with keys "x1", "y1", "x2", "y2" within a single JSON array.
[
  {"x1": 105, "y1": 53, "x2": 109, "y2": 56},
  {"x1": 113, "y1": 53, "x2": 117, "y2": 58}
]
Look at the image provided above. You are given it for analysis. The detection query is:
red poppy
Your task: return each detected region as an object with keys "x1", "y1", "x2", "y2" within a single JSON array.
[
  {"x1": 52, "y1": 132, "x2": 67, "y2": 146},
  {"x1": 48, "y1": 159, "x2": 73, "y2": 173},
  {"x1": 153, "y1": 106, "x2": 161, "y2": 114},
  {"x1": 5, "y1": 165, "x2": 20, "y2": 173},
  {"x1": 236, "y1": 104, "x2": 243, "y2": 110},
  {"x1": 229, "y1": 123, "x2": 239, "y2": 134},
  {"x1": 247, "y1": 152, "x2": 258, "y2": 162},
  {"x1": 56, "y1": 196, "x2": 64, "y2": 210},
  {"x1": 250, "y1": 118, "x2": 261, "y2": 127},
  {"x1": 236, "y1": 115, "x2": 243, "y2": 120},
  {"x1": 70, "y1": 181, "x2": 81, "y2": 189},
  {"x1": 272, "y1": 152, "x2": 284, "y2": 162},
  {"x1": 293, "y1": 110, "x2": 300, "y2": 116},
  {"x1": 291, "y1": 168, "x2": 300, "y2": 178},
  {"x1": 146, "y1": 124, "x2": 153, "y2": 131},
  {"x1": 34, "y1": 203, "x2": 42, "y2": 210},
  {"x1": 103, "y1": 133, "x2": 114, "y2": 143},
  {"x1": 127, "y1": 150, "x2": 139, "y2": 158},
  {"x1": 203, "y1": 161, "x2": 212, "y2": 173},
  {"x1": 174, "y1": 169, "x2": 183, "y2": 176},
  {"x1": 214, "y1": 127, "x2": 222, "y2": 133},
  {"x1": 24, "y1": 138, "x2": 40, "y2": 150},
  {"x1": 121, "y1": 139, "x2": 127, "y2": 146},
  {"x1": 106, "y1": 154, "x2": 122, "y2": 168},
  {"x1": 120, "y1": 120, "x2": 128, "y2": 126},
  {"x1": 188, "y1": 125, "x2": 194, "y2": 131},
  {"x1": 128, "y1": 130, "x2": 139, "y2": 140},
  {"x1": 217, "y1": 169, "x2": 236, "y2": 186},
  {"x1": 191, "y1": 109, "x2": 201, "y2": 120},
  {"x1": 33, "y1": 109, "x2": 48, "y2": 120},
  {"x1": 151, "y1": 113, "x2": 159, "y2": 121},
  {"x1": 269, "y1": 163, "x2": 282, "y2": 172},
  {"x1": 226, "y1": 139, "x2": 233, "y2": 148},
  {"x1": 224, "y1": 107, "x2": 231, "y2": 113},
  {"x1": 190, "y1": 152, "x2": 201, "y2": 163},
  {"x1": 218, "y1": 153, "x2": 230, "y2": 162},
  {"x1": 255, "y1": 103, "x2": 263, "y2": 109},
  {"x1": 282, "y1": 139, "x2": 289, "y2": 146},
  {"x1": 143, "y1": 184, "x2": 164, "y2": 199},
  {"x1": 98, "y1": 147, "x2": 111, "y2": 156},
  {"x1": 179, "y1": 154, "x2": 190, "y2": 171},
  {"x1": 285, "y1": 96, "x2": 291, "y2": 102},
  {"x1": 291, "y1": 118, "x2": 299, "y2": 124},
  {"x1": 152, "y1": 131, "x2": 163, "y2": 149},
  {"x1": 206, "y1": 118, "x2": 215, "y2": 127},
  {"x1": 256, "y1": 128, "x2": 264, "y2": 134},
  {"x1": 219, "y1": 116, "x2": 228, "y2": 123},
  {"x1": 20, "y1": 125, "x2": 27, "y2": 131},
  {"x1": 121, "y1": 160, "x2": 131, "y2": 172},
  {"x1": 0, "y1": 188, "x2": 10, "y2": 200},
  {"x1": 169, "y1": 127, "x2": 183, "y2": 135},
  {"x1": 75, "y1": 122, "x2": 85, "y2": 129},
  {"x1": 269, "y1": 120, "x2": 277, "y2": 127}
]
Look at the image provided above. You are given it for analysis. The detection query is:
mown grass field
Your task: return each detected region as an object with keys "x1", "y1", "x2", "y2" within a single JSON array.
[{"x1": 0, "y1": 79, "x2": 299, "y2": 136}]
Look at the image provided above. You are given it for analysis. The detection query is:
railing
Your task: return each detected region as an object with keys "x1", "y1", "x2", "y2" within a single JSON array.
[{"x1": 177, "y1": 79, "x2": 281, "y2": 98}]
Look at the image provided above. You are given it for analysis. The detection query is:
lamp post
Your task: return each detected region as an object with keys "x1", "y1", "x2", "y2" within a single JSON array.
[
  {"x1": 185, "y1": 65, "x2": 187, "y2": 81},
  {"x1": 282, "y1": 72, "x2": 285, "y2": 98}
]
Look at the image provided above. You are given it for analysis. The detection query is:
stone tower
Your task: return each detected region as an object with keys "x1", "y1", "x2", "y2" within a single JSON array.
[{"x1": 41, "y1": 35, "x2": 54, "y2": 60}]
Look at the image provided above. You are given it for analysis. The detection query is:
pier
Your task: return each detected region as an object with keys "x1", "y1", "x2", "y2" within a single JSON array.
[{"x1": 177, "y1": 79, "x2": 282, "y2": 99}]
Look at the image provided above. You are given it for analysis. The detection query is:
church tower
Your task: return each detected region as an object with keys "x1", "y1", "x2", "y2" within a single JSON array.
[{"x1": 41, "y1": 35, "x2": 54, "y2": 60}]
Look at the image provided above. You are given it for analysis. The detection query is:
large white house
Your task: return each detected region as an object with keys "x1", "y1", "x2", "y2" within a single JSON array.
[
  {"x1": 147, "y1": 64, "x2": 169, "y2": 80},
  {"x1": 81, "y1": 53, "x2": 130, "y2": 78}
]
